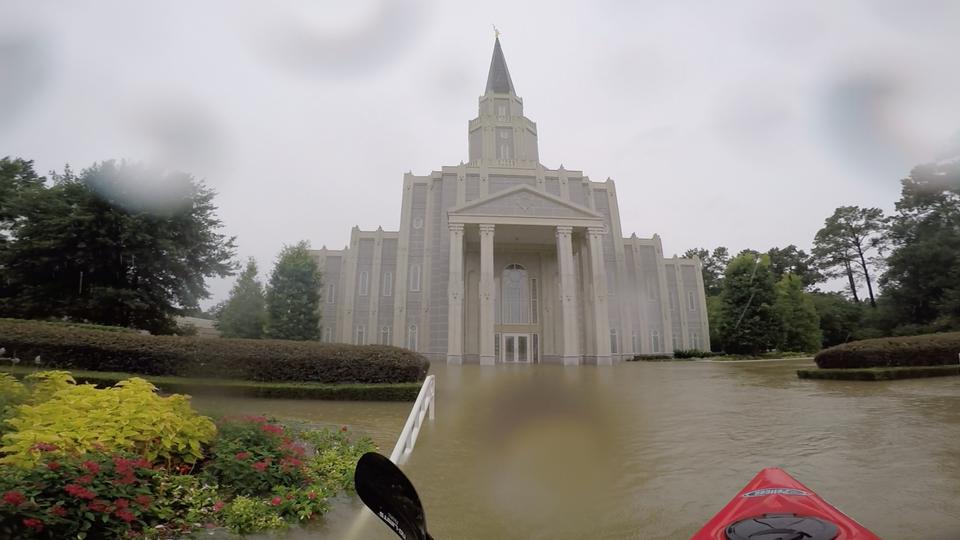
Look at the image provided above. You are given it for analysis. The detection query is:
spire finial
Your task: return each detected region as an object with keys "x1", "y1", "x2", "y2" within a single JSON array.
[{"x1": 493, "y1": 24, "x2": 501, "y2": 40}]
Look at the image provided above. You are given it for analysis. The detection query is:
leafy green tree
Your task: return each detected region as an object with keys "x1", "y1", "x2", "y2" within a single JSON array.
[
  {"x1": 706, "y1": 295, "x2": 723, "y2": 352},
  {"x1": 0, "y1": 160, "x2": 236, "y2": 333},
  {"x1": 265, "y1": 241, "x2": 322, "y2": 340},
  {"x1": 881, "y1": 160, "x2": 960, "y2": 331},
  {"x1": 812, "y1": 206, "x2": 886, "y2": 307},
  {"x1": 718, "y1": 253, "x2": 784, "y2": 354},
  {"x1": 767, "y1": 245, "x2": 822, "y2": 289},
  {"x1": 683, "y1": 246, "x2": 730, "y2": 296},
  {"x1": 774, "y1": 274, "x2": 822, "y2": 352},
  {"x1": 215, "y1": 258, "x2": 267, "y2": 339},
  {"x1": 809, "y1": 292, "x2": 864, "y2": 348}
]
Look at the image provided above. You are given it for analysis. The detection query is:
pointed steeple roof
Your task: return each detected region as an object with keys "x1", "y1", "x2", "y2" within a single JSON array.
[{"x1": 485, "y1": 37, "x2": 515, "y2": 94}]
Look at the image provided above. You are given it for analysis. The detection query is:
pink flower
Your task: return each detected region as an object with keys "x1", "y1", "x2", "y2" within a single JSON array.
[
  {"x1": 115, "y1": 498, "x2": 129, "y2": 509},
  {"x1": 76, "y1": 474, "x2": 94, "y2": 485},
  {"x1": 46, "y1": 461, "x2": 61, "y2": 471},
  {"x1": 2, "y1": 491, "x2": 26, "y2": 506},
  {"x1": 234, "y1": 452, "x2": 250, "y2": 461},
  {"x1": 87, "y1": 499, "x2": 110, "y2": 513},
  {"x1": 50, "y1": 506, "x2": 67, "y2": 517},
  {"x1": 82, "y1": 460, "x2": 101, "y2": 474},
  {"x1": 270, "y1": 496, "x2": 282, "y2": 506},
  {"x1": 65, "y1": 484, "x2": 96, "y2": 500},
  {"x1": 213, "y1": 500, "x2": 225, "y2": 512},
  {"x1": 135, "y1": 495, "x2": 152, "y2": 508},
  {"x1": 31, "y1": 442, "x2": 58, "y2": 452},
  {"x1": 252, "y1": 460, "x2": 269, "y2": 472},
  {"x1": 22, "y1": 518, "x2": 44, "y2": 532},
  {"x1": 260, "y1": 423, "x2": 284, "y2": 435},
  {"x1": 115, "y1": 509, "x2": 136, "y2": 523}
]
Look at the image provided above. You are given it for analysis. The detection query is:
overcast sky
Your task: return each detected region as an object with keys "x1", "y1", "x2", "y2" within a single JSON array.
[{"x1": 2, "y1": 1, "x2": 958, "y2": 307}]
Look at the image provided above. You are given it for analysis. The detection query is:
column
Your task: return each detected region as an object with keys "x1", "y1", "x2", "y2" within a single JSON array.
[
  {"x1": 447, "y1": 224, "x2": 465, "y2": 364},
  {"x1": 587, "y1": 226, "x2": 612, "y2": 365},
  {"x1": 556, "y1": 225, "x2": 580, "y2": 365},
  {"x1": 479, "y1": 224, "x2": 496, "y2": 365}
]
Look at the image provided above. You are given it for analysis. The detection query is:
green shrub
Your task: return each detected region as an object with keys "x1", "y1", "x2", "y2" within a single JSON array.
[
  {"x1": 672, "y1": 349, "x2": 715, "y2": 359},
  {"x1": 798, "y1": 365, "x2": 960, "y2": 380},
  {"x1": 814, "y1": 331, "x2": 960, "y2": 369},
  {"x1": 221, "y1": 496, "x2": 287, "y2": 534},
  {"x1": 1, "y1": 374, "x2": 216, "y2": 468},
  {"x1": 628, "y1": 354, "x2": 674, "y2": 361},
  {"x1": 0, "y1": 318, "x2": 429, "y2": 384}
]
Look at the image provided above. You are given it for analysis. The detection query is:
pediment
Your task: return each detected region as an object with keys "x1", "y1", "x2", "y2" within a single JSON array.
[{"x1": 448, "y1": 185, "x2": 603, "y2": 220}]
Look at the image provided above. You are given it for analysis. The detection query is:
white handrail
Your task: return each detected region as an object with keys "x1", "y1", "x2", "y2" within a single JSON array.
[{"x1": 389, "y1": 374, "x2": 436, "y2": 464}]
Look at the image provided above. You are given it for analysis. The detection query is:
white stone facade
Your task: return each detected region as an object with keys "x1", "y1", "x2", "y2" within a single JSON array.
[{"x1": 310, "y1": 38, "x2": 709, "y2": 364}]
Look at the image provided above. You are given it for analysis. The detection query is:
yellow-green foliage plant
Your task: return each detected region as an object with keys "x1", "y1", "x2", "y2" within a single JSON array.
[
  {"x1": 0, "y1": 373, "x2": 216, "y2": 468},
  {"x1": 0, "y1": 373, "x2": 28, "y2": 437}
]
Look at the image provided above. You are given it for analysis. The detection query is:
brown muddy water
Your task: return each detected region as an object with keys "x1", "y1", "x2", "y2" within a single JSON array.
[{"x1": 193, "y1": 359, "x2": 960, "y2": 540}]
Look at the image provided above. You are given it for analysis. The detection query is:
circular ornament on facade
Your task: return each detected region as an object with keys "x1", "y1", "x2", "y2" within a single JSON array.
[{"x1": 413, "y1": 217, "x2": 423, "y2": 229}]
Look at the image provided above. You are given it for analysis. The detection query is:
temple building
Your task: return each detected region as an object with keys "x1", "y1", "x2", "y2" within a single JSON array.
[{"x1": 311, "y1": 37, "x2": 709, "y2": 365}]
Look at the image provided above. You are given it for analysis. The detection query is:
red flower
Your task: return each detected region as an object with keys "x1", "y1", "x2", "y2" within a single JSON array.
[
  {"x1": 252, "y1": 460, "x2": 269, "y2": 472},
  {"x1": 115, "y1": 473, "x2": 136, "y2": 485},
  {"x1": 243, "y1": 415, "x2": 268, "y2": 424},
  {"x1": 76, "y1": 475, "x2": 94, "y2": 485},
  {"x1": 307, "y1": 491, "x2": 317, "y2": 500},
  {"x1": 115, "y1": 509, "x2": 136, "y2": 523},
  {"x1": 260, "y1": 423, "x2": 284, "y2": 435},
  {"x1": 22, "y1": 518, "x2": 43, "y2": 532},
  {"x1": 115, "y1": 498, "x2": 129, "y2": 509},
  {"x1": 87, "y1": 499, "x2": 110, "y2": 513},
  {"x1": 2, "y1": 491, "x2": 26, "y2": 506},
  {"x1": 213, "y1": 500, "x2": 225, "y2": 512},
  {"x1": 50, "y1": 506, "x2": 67, "y2": 517},
  {"x1": 270, "y1": 496, "x2": 282, "y2": 506},
  {"x1": 82, "y1": 460, "x2": 101, "y2": 474},
  {"x1": 135, "y1": 495, "x2": 152, "y2": 507},
  {"x1": 234, "y1": 451, "x2": 250, "y2": 461},
  {"x1": 280, "y1": 456, "x2": 303, "y2": 470},
  {"x1": 341, "y1": 425, "x2": 348, "y2": 432},
  {"x1": 46, "y1": 461, "x2": 61, "y2": 471},
  {"x1": 31, "y1": 442, "x2": 58, "y2": 452},
  {"x1": 65, "y1": 484, "x2": 96, "y2": 500}
]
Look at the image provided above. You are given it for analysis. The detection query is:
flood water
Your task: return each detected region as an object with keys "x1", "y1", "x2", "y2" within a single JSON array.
[{"x1": 194, "y1": 359, "x2": 960, "y2": 539}]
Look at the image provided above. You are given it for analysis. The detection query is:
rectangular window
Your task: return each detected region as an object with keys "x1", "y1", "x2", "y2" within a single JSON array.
[
  {"x1": 323, "y1": 327, "x2": 332, "y2": 343},
  {"x1": 355, "y1": 326, "x2": 365, "y2": 345},
  {"x1": 409, "y1": 264, "x2": 421, "y2": 292},
  {"x1": 380, "y1": 326, "x2": 392, "y2": 345},
  {"x1": 358, "y1": 271, "x2": 369, "y2": 296},
  {"x1": 651, "y1": 330, "x2": 661, "y2": 353},
  {"x1": 669, "y1": 292, "x2": 677, "y2": 311},
  {"x1": 632, "y1": 333, "x2": 639, "y2": 354},
  {"x1": 530, "y1": 278, "x2": 538, "y2": 324},
  {"x1": 496, "y1": 128, "x2": 513, "y2": 160},
  {"x1": 326, "y1": 283, "x2": 336, "y2": 304},
  {"x1": 672, "y1": 333, "x2": 680, "y2": 351},
  {"x1": 532, "y1": 333, "x2": 539, "y2": 363},
  {"x1": 383, "y1": 272, "x2": 393, "y2": 297},
  {"x1": 687, "y1": 290, "x2": 696, "y2": 311},
  {"x1": 406, "y1": 324, "x2": 418, "y2": 351},
  {"x1": 495, "y1": 333, "x2": 501, "y2": 360},
  {"x1": 690, "y1": 331, "x2": 700, "y2": 350},
  {"x1": 610, "y1": 329, "x2": 619, "y2": 354}
]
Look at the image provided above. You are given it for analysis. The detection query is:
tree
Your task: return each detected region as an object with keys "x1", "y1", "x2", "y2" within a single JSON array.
[
  {"x1": 767, "y1": 245, "x2": 822, "y2": 289},
  {"x1": 215, "y1": 258, "x2": 267, "y2": 339},
  {"x1": 809, "y1": 292, "x2": 864, "y2": 348},
  {"x1": 774, "y1": 274, "x2": 822, "y2": 352},
  {"x1": 265, "y1": 241, "x2": 322, "y2": 340},
  {"x1": 812, "y1": 206, "x2": 886, "y2": 307},
  {"x1": 0, "y1": 160, "x2": 236, "y2": 333},
  {"x1": 717, "y1": 253, "x2": 784, "y2": 355},
  {"x1": 683, "y1": 246, "x2": 730, "y2": 296},
  {"x1": 880, "y1": 160, "x2": 960, "y2": 331}
]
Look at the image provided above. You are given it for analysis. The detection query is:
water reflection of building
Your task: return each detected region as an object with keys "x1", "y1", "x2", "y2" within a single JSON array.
[{"x1": 311, "y1": 37, "x2": 709, "y2": 365}]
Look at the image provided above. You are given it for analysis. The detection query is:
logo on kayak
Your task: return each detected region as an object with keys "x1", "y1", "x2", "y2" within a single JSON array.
[{"x1": 742, "y1": 488, "x2": 809, "y2": 497}]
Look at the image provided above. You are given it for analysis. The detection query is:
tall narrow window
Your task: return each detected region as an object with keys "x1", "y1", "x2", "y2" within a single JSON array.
[
  {"x1": 687, "y1": 290, "x2": 696, "y2": 311},
  {"x1": 500, "y1": 264, "x2": 530, "y2": 324},
  {"x1": 355, "y1": 326, "x2": 365, "y2": 345},
  {"x1": 359, "y1": 271, "x2": 369, "y2": 296},
  {"x1": 530, "y1": 277, "x2": 539, "y2": 324},
  {"x1": 323, "y1": 327, "x2": 332, "y2": 343},
  {"x1": 651, "y1": 330, "x2": 662, "y2": 353},
  {"x1": 532, "y1": 333, "x2": 539, "y2": 363},
  {"x1": 382, "y1": 271, "x2": 393, "y2": 297},
  {"x1": 409, "y1": 264, "x2": 421, "y2": 292},
  {"x1": 495, "y1": 333, "x2": 501, "y2": 360},
  {"x1": 669, "y1": 292, "x2": 677, "y2": 311},
  {"x1": 610, "y1": 329, "x2": 619, "y2": 354},
  {"x1": 380, "y1": 326, "x2": 392, "y2": 345},
  {"x1": 690, "y1": 331, "x2": 700, "y2": 350},
  {"x1": 326, "y1": 283, "x2": 336, "y2": 304},
  {"x1": 406, "y1": 324, "x2": 418, "y2": 351},
  {"x1": 632, "y1": 333, "x2": 640, "y2": 354},
  {"x1": 672, "y1": 333, "x2": 681, "y2": 351}
]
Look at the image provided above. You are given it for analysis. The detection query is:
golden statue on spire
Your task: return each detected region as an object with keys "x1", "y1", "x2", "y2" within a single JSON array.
[{"x1": 493, "y1": 24, "x2": 502, "y2": 40}]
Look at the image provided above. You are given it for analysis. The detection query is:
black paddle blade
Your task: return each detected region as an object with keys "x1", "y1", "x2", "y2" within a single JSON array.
[{"x1": 354, "y1": 451, "x2": 431, "y2": 540}]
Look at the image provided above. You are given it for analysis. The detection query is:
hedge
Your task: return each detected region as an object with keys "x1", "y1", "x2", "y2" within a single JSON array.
[
  {"x1": 797, "y1": 365, "x2": 960, "y2": 381},
  {"x1": 0, "y1": 318, "x2": 429, "y2": 384},
  {"x1": 814, "y1": 331, "x2": 960, "y2": 369}
]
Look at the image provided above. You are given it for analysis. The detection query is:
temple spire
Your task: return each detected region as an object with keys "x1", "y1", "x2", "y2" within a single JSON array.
[{"x1": 485, "y1": 36, "x2": 515, "y2": 95}]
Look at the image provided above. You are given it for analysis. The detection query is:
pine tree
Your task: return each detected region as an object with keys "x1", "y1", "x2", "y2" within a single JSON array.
[
  {"x1": 215, "y1": 258, "x2": 267, "y2": 339},
  {"x1": 718, "y1": 253, "x2": 784, "y2": 355},
  {"x1": 774, "y1": 274, "x2": 822, "y2": 352},
  {"x1": 265, "y1": 241, "x2": 322, "y2": 340}
]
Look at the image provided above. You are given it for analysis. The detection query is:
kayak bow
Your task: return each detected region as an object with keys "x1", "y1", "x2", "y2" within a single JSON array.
[{"x1": 690, "y1": 468, "x2": 881, "y2": 540}]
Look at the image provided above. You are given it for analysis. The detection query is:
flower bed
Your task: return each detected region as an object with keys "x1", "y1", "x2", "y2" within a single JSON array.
[{"x1": 0, "y1": 371, "x2": 375, "y2": 538}]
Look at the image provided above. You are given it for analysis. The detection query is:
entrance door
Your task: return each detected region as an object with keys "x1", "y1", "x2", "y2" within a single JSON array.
[{"x1": 501, "y1": 333, "x2": 531, "y2": 363}]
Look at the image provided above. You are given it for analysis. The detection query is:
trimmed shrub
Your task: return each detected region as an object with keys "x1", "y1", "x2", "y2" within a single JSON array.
[
  {"x1": 673, "y1": 349, "x2": 715, "y2": 359},
  {"x1": 814, "y1": 331, "x2": 960, "y2": 369},
  {"x1": 797, "y1": 365, "x2": 960, "y2": 381},
  {"x1": 0, "y1": 318, "x2": 429, "y2": 384}
]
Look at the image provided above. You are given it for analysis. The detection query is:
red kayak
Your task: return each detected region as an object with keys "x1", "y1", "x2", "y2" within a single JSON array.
[{"x1": 691, "y1": 468, "x2": 881, "y2": 539}]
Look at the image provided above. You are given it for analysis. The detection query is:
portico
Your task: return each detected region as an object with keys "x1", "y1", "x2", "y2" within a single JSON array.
[{"x1": 444, "y1": 185, "x2": 612, "y2": 365}]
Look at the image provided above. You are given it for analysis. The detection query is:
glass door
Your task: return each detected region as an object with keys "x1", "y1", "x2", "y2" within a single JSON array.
[{"x1": 501, "y1": 333, "x2": 531, "y2": 363}]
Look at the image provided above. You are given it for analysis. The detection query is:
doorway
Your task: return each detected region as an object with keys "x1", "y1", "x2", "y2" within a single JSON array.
[{"x1": 500, "y1": 333, "x2": 535, "y2": 363}]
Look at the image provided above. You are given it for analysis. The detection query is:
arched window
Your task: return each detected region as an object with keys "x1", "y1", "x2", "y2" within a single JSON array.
[
  {"x1": 500, "y1": 264, "x2": 530, "y2": 324},
  {"x1": 380, "y1": 326, "x2": 392, "y2": 345},
  {"x1": 406, "y1": 324, "x2": 418, "y2": 351},
  {"x1": 358, "y1": 271, "x2": 369, "y2": 296},
  {"x1": 687, "y1": 290, "x2": 696, "y2": 311},
  {"x1": 382, "y1": 271, "x2": 393, "y2": 297},
  {"x1": 409, "y1": 264, "x2": 421, "y2": 292},
  {"x1": 326, "y1": 283, "x2": 336, "y2": 304}
]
